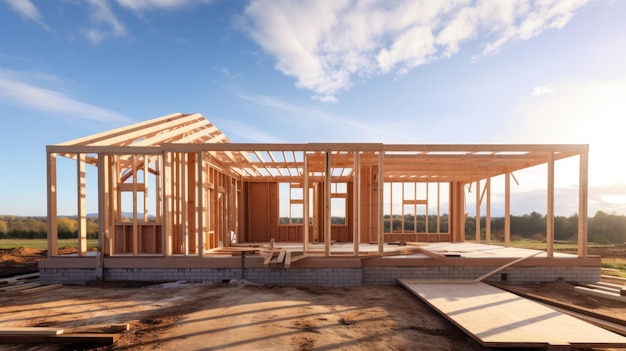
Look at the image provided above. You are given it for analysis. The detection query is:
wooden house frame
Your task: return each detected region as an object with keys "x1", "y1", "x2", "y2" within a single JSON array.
[{"x1": 42, "y1": 113, "x2": 594, "y2": 285}]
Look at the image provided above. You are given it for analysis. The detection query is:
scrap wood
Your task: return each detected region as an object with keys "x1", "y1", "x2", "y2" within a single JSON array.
[
  {"x1": 0, "y1": 282, "x2": 40, "y2": 292},
  {"x1": 0, "y1": 333, "x2": 120, "y2": 344},
  {"x1": 414, "y1": 247, "x2": 447, "y2": 261},
  {"x1": 276, "y1": 249, "x2": 286, "y2": 263},
  {"x1": 0, "y1": 327, "x2": 63, "y2": 336},
  {"x1": 68, "y1": 323, "x2": 130, "y2": 334},
  {"x1": 360, "y1": 247, "x2": 424, "y2": 258},
  {"x1": 284, "y1": 250, "x2": 292, "y2": 269},
  {"x1": 288, "y1": 253, "x2": 307, "y2": 264},
  {"x1": 405, "y1": 242, "x2": 428, "y2": 247},
  {"x1": 20, "y1": 284, "x2": 62, "y2": 294},
  {"x1": 262, "y1": 251, "x2": 276, "y2": 266},
  {"x1": 574, "y1": 286, "x2": 626, "y2": 303},
  {"x1": 474, "y1": 250, "x2": 542, "y2": 282}
]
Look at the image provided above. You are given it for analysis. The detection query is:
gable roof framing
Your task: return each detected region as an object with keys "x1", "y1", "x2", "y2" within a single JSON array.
[{"x1": 48, "y1": 113, "x2": 588, "y2": 185}]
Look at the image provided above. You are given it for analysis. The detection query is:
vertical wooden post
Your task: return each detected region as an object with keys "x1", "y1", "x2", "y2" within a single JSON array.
[
  {"x1": 303, "y1": 152, "x2": 310, "y2": 252},
  {"x1": 182, "y1": 153, "x2": 188, "y2": 255},
  {"x1": 475, "y1": 180, "x2": 481, "y2": 243},
  {"x1": 324, "y1": 151, "x2": 331, "y2": 256},
  {"x1": 163, "y1": 151, "x2": 172, "y2": 256},
  {"x1": 378, "y1": 150, "x2": 384, "y2": 255},
  {"x1": 437, "y1": 183, "x2": 440, "y2": 234},
  {"x1": 547, "y1": 152, "x2": 555, "y2": 258},
  {"x1": 46, "y1": 151, "x2": 58, "y2": 257},
  {"x1": 104, "y1": 155, "x2": 111, "y2": 256},
  {"x1": 143, "y1": 155, "x2": 149, "y2": 222},
  {"x1": 156, "y1": 156, "x2": 162, "y2": 223},
  {"x1": 77, "y1": 153, "x2": 87, "y2": 256},
  {"x1": 132, "y1": 155, "x2": 138, "y2": 256},
  {"x1": 187, "y1": 153, "x2": 197, "y2": 254},
  {"x1": 197, "y1": 152, "x2": 204, "y2": 257},
  {"x1": 425, "y1": 182, "x2": 429, "y2": 234},
  {"x1": 96, "y1": 154, "x2": 105, "y2": 281},
  {"x1": 110, "y1": 156, "x2": 118, "y2": 255},
  {"x1": 353, "y1": 151, "x2": 360, "y2": 256},
  {"x1": 578, "y1": 151, "x2": 589, "y2": 257},
  {"x1": 486, "y1": 177, "x2": 491, "y2": 245},
  {"x1": 504, "y1": 173, "x2": 511, "y2": 247}
]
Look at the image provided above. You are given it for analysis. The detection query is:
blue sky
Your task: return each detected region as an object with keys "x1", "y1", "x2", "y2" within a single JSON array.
[{"x1": 0, "y1": 0, "x2": 625, "y2": 217}]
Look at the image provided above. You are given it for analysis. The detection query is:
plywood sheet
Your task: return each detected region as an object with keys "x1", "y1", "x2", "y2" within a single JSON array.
[{"x1": 399, "y1": 279, "x2": 626, "y2": 348}]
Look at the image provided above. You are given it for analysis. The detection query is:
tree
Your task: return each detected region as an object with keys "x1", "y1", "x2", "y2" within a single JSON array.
[
  {"x1": 0, "y1": 219, "x2": 7, "y2": 236},
  {"x1": 57, "y1": 217, "x2": 77, "y2": 239}
]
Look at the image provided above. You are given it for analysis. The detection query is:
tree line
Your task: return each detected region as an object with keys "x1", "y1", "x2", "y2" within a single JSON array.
[
  {"x1": 465, "y1": 210, "x2": 625, "y2": 244},
  {"x1": 1, "y1": 211, "x2": 625, "y2": 244},
  {"x1": 0, "y1": 215, "x2": 99, "y2": 239}
]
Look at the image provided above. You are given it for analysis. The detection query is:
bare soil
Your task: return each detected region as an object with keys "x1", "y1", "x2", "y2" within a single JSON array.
[{"x1": 0, "y1": 247, "x2": 624, "y2": 351}]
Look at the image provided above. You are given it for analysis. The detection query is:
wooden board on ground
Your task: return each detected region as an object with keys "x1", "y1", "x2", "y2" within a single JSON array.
[
  {"x1": 0, "y1": 327, "x2": 63, "y2": 336},
  {"x1": 0, "y1": 333, "x2": 119, "y2": 344},
  {"x1": 398, "y1": 278, "x2": 626, "y2": 349}
]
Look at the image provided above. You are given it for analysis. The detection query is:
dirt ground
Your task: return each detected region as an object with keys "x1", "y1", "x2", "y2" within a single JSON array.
[{"x1": 0, "y1": 247, "x2": 625, "y2": 351}]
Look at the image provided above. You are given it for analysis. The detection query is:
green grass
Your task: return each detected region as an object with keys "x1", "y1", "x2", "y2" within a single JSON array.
[
  {"x1": 0, "y1": 239, "x2": 99, "y2": 250},
  {"x1": 602, "y1": 258, "x2": 626, "y2": 278}
]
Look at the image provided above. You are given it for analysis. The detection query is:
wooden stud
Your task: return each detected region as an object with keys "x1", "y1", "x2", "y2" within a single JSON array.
[
  {"x1": 546, "y1": 152, "x2": 555, "y2": 258},
  {"x1": 96, "y1": 153, "x2": 105, "y2": 280},
  {"x1": 197, "y1": 152, "x2": 204, "y2": 257},
  {"x1": 486, "y1": 177, "x2": 491, "y2": 245},
  {"x1": 132, "y1": 154, "x2": 138, "y2": 256},
  {"x1": 324, "y1": 151, "x2": 331, "y2": 256},
  {"x1": 378, "y1": 151, "x2": 384, "y2": 254},
  {"x1": 46, "y1": 151, "x2": 58, "y2": 257},
  {"x1": 475, "y1": 180, "x2": 480, "y2": 243},
  {"x1": 77, "y1": 153, "x2": 87, "y2": 255},
  {"x1": 504, "y1": 172, "x2": 511, "y2": 247},
  {"x1": 303, "y1": 153, "x2": 310, "y2": 252},
  {"x1": 353, "y1": 151, "x2": 360, "y2": 256},
  {"x1": 578, "y1": 151, "x2": 589, "y2": 257}
]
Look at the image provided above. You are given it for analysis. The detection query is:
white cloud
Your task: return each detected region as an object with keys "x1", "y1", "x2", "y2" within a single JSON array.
[
  {"x1": 243, "y1": 0, "x2": 591, "y2": 101},
  {"x1": 6, "y1": 0, "x2": 52, "y2": 31},
  {"x1": 530, "y1": 86, "x2": 555, "y2": 96},
  {"x1": 115, "y1": 0, "x2": 213, "y2": 12},
  {"x1": 81, "y1": 0, "x2": 128, "y2": 45},
  {"x1": 0, "y1": 69, "x2": 131, "y2": 124}
]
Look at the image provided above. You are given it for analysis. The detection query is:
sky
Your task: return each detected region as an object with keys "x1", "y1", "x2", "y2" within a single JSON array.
[{"x1": 0, "y1": 0, "x2": 625, "y2": 218}]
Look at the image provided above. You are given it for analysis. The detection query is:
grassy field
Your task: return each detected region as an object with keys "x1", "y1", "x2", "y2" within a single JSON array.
[
  {"x1": 602, "y1": 258, "x2": 626, "y2": 278},
  {"x1": 0, "y1": 239, "x2": 99, "y2": 250}
]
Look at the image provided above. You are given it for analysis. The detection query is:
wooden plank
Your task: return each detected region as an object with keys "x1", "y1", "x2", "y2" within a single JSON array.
[
  {"x1": 284, "y1": 250, "x2": 292, "y2": 269},
  {"x1": 399, "y1": 279, "x2": 626, "y2": 348},
  {"x1": 263, "y1": 251, "x2": 275, "y2": 266},
  {"x1": 0, "y1": 282, "x2": 40, "y2": 292},
  {"x1": 0, "y1": 327, "x2": 63, "y2": 336},
  {"x1": 0, "y1": 333, "x2": 120, "y2": 344},
  {"x1": 474, "y1": 250, "x2": 542, "y2": 282},
  {"x1": 20, "y1": 284, "x2": 63, "y2": 294},
  {"x1": 574, "y1": 286, "x2": 626, "y2": 303},
  {"x1": 276, "y1": 249, "x2": 286, "y2": 263},
  {"x1": 415, "y1": 247, "x2": 447, "y2": 261}
]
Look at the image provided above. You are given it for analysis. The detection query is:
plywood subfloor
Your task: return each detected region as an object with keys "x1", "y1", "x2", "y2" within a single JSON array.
[{"x1": 399, "y1": 279, "x2": 626, "y2": 349}]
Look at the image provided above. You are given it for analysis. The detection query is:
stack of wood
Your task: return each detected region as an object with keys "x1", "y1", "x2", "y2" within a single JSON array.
[{"x1": 0, "y1": 324, "x2": 127, "y2": 344}]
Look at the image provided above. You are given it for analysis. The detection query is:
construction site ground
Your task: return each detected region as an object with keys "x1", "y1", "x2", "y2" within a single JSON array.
[{"x1": 0, "y1": 246, "x2": 625, "y2": 351}]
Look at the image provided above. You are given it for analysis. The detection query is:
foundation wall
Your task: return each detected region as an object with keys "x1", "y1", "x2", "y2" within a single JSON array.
[{"x1": 39, "y1": 265, "x2": 600, "y2": 287}]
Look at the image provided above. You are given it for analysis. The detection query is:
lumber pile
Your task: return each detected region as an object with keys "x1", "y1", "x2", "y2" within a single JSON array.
[
  {"x1": 0, "y1": 273, "x2": 62, "y2": 294},
  {"x1": 575, "y1": 281, "x2": 626, "y2": 303},
  {"x1": 0, "y1": 324, "x2": 127, "y2": 345}
]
